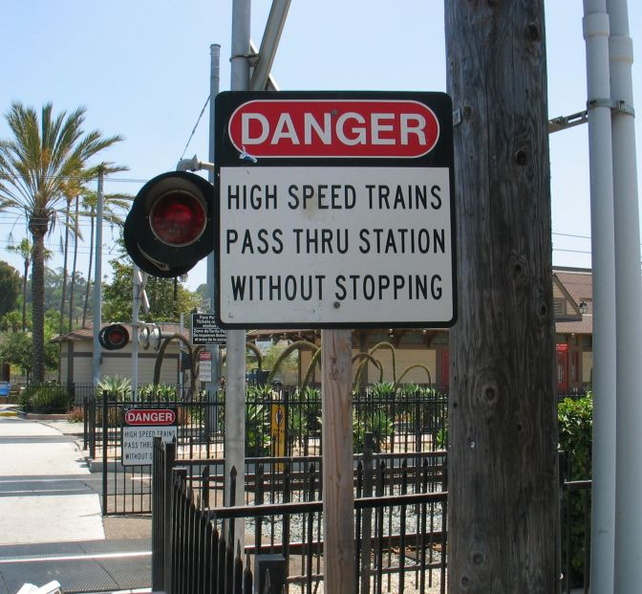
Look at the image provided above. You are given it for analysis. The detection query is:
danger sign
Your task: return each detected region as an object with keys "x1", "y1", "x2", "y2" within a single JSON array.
[
  {"x1": 122, "y1": 407, "x2": 177, "y2": 466},
  {"x1": 215, "y1": 91, "x2": 456, "y2": 329}
]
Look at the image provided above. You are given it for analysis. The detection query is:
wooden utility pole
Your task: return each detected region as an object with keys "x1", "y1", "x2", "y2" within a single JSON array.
[{"x1": 445, "y1": 2, "x2": 559, "y2": 592}]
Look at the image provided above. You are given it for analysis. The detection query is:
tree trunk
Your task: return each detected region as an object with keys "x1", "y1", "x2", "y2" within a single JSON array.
[
  {"x1": 60, "y1": 200, "x2": 71, "y2": 335},
  {"x1": 29, "y1": 221, "x2": 48, "y2": 383},
  {"x1": 445, "y1": 1, "x2": 559, "y2": 592},
  {"x1": 22, "y1": 258, "x2": 29, "y2": 332},
  {"x1": 68, "y1": 196, "x2": 80, "y2": 330},
  {"x1": 82, "y1": 206, "x2": 95, "y2": 327}
]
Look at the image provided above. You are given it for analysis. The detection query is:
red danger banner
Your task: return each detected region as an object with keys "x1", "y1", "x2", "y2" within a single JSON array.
[
  {"x1": 124, "y1": 408, "x2": 176, "y2": 426},
  {"x1": 227, "y1": 99, "x2": 440, "y2": 159}
]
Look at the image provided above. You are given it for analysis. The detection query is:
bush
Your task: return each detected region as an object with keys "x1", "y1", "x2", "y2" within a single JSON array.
[
  {"x1": 96, "y1": 375, "x2": 132, "y2": 401},
  {"x1": 138, "y1": 383, "x2": 178, "y2": 402},
  {"x1": 558, "y1": 394, "x2": 593, "y2": 478},
  {"x1": 20, "y1": 384, "x2": 70, "y2": 414},
  {"x1": 67, "y1": 406, "x2": 84, "y2": 423},
  {"x1": 558, "y1": 393, "x2": 593, "y2": 587}
]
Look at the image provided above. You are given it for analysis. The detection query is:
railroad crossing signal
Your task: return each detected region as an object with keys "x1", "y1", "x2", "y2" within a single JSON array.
[
  {"x1": 99, "y1": 324, "x2": 129, "y2": 350},
  {"x1": 123, "y1": 171, "x2": 215, "y2": 278}
]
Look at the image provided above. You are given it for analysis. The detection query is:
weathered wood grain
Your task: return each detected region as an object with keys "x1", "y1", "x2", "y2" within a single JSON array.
[
  {"x1": 445, "y1": 1, "x2": 559, "y2": 592},
  {"x1": 321, "y1": 328, "x2": 356, "y2": 594}
]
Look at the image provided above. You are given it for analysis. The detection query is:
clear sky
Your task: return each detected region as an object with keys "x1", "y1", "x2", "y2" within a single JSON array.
[{"x1": 1, "y1": 1, "x2": 640, "y2": 292}]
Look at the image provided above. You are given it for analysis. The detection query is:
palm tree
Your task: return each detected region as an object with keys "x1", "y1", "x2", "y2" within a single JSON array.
[
  {"x1": 77, "y1": 180, "x2": 131, "y2": 327},
  {"x1": 0, "y1": 102, "x2": 124, "y2": 382}
]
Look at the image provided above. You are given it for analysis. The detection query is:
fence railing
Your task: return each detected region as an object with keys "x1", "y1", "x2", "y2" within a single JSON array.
[
  {"x1": 84, "y1": 388, "x2": 448, "y2": 514},
  {"x1": 82, "y1": 388, "x2": 590, "y2": 591},
  {"x1": 152, "y1": 438, "x2": 448, "y2": 594}
]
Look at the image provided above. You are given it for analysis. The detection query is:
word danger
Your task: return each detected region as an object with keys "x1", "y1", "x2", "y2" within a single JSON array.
[
  {"x1": 124, "y1": 409, "x2": 176, "y2": 426},
  {"x1": 227, "y1": 99, "x2": 440, "y2": 158},
  {"x1": 229, "y1": 273, "x2": 444, "y2": 302}
]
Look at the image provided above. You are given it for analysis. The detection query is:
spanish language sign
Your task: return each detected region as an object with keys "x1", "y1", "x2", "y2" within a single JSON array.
[{"x1": 214, "y1": 91, "x2": 456, "y2": 329}]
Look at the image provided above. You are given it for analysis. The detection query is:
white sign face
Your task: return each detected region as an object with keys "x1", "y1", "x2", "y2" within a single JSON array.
[
  {"x1": 215, "y1": 91, "x2": 456, "y2": 328},
  {"x1": 219, "y1": 166, "x2": 453, "y2": 326},
  {"x1": 121, "y1": 426, "x2": 177, "y2": 466}
]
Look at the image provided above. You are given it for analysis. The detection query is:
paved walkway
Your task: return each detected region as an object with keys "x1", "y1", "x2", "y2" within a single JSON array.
[{"x1": 0, "y1": 409, "x2": 152, "y2": 594}]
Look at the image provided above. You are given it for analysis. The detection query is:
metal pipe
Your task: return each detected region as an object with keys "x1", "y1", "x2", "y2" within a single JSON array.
[
  {"x1": 132, "y1": 266, "x2": 141, "y2": 398},
  {"x1": 250, "y1": 0, "x2": 291, "y2": 91},
  {"x1": 92, "y1": 169, "x2": 104, "y2": 387},
  {"x1": 225, "y1": 0, "x2": 252, "y2": 558},
  {"x1": 206, "y1": 43, "x2": 221, "y2": 438},
  {"x1": 607, "y1": 1, "x2": 642, "y2": 591},
  {"x1": 583, "y1": 1, "x2": 617, "y2": 591}
]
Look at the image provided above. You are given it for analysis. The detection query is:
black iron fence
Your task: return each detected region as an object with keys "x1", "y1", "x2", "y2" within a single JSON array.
[
  {"x1": 84, "y1": 387, "x2": 448, "y2": 514},
  {"x1": 152, "y1": 441, "x2": 591, "y2": 593},
  {"x1": 152, "y1": 438, "x2": 448, "y2": 594},
  {"x1": 81, "y1": 386, "x2": 590, "y2": 591}
]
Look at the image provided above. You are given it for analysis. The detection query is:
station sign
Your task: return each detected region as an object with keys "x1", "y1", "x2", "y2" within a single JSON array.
[
  {"x1": 214, "y1": 91, "x2": 456, "y2": 329},
  {"x1": 121, "y1": 407, "x2": 177, "y2": 466}
]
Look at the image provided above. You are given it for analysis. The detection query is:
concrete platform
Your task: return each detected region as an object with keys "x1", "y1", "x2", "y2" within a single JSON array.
[
  {"x1": 0, "y1": 416, "x2": 152, "y2": 594},
  {"x1": 0, "y1": 539, "x2": 151, "y2": 594}
]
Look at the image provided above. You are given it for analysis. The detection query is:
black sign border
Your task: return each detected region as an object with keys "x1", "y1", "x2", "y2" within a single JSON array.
[{"x1": 214, "y1": 90, "x2": 457, "y2": 331}]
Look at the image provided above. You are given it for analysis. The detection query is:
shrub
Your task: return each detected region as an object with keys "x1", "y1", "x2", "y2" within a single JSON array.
[
  {"x1": 138, "y1": 383, "x2": 178, "y2": 402},
  {"x1": 353, "y1": 408, "x2": 394, "y2": 453},
  {"x1": 20, "y1": 384, "x2": 70, "y2": 414},
  {"x1": 245, "y1": 385, "x2": 273, "y2": 457},
  {"x1": 558, "y1": 393, "x2": 593, "y2": 587},
  {"x1": 67, "y1": 406, "x2": 84, "y2": 423},
  {"x1": 96, "y1": 375, "x2": 132, "y2": 401},
  {"x1": 558, "y1": 395, "x2": 593, "y2": 478},
  {"x1": 288, "y1": 387, "x2": 321, "y2": 440}
]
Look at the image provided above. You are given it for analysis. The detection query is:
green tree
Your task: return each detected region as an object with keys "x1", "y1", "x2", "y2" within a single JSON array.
[
  {"x1": 77, "y1": 184, "x2": 131, "y2": 326},
  {"x1": 0, "y1": 261, "x2": 21, "y2": 317},
  {"x1": 6, "y1": 238, "x2": 32, "y2": 331},
  {"x1": 103, "y1": 256, "x2": 199, "y2": 322},
  {"x1": 0, "y1": 102, "x2": 124, "y2": 381},
  {"x1": 6, "y1": 237, "x2": 53, "y2": 331},
  {"x1": 0, "y1": 312, "x2": 60, "y2": 376},
  {"x1": 45, "y1": 268, "x2": 88, "y2": 329}
]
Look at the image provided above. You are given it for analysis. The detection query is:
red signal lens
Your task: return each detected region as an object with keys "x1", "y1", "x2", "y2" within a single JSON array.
[
  {"x1": 150, "y1": 191, "x2": 207, "y2": 246},
  {"x1": 108, "y1": 328, "x2": 126, "y2": 344},
  {"x1": 99, "y1": 324, "x2": 130, "y2": 350}
]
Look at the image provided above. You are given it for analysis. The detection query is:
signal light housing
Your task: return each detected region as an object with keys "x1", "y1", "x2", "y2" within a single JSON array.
[
  {"x1": 124, "y1": 171, "x2": 215, "y2": 278},
  {"x1": 99, "y1": 324, "x2": 130, "y2": 350}
]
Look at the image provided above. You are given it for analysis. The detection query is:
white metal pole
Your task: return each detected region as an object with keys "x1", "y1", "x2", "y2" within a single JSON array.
[
  {"x1": 225, "y1": 0, "x2": 251, "y2": 556},
  {"x1": 249, "y1": 0, "x2": 291, "y2": 91},
  {"x1": 607, "y1": 0, "x2": 642, "y2": 591},
  {"x1": 207, "y1": 43, "x2": 221, "y2": 436},
  {"x1": 91, "y1": 169, "x2": 104, "y2": 387},
  {"x1": 132, "y1": 266, "x2": 141, "y2": 399},
  {"x1": 583, "y1": 1, "x2": 617, "y2": 591}
]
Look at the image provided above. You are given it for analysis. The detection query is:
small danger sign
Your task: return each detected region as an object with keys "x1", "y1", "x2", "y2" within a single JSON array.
[
  {"x1": 122, "y1": 407, "x2": 177, "y2": 466},
  {"x1": 215, "y1": 91, "x2": 456, "y2": 329},
  {"x1": 124, "y1": 408, "x2": 176, "y2": 425}
]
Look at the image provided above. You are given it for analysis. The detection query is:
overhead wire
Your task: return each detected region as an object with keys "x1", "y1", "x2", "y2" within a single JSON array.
[{"x1": 179, "y1": 94, "x2": 211, "y2": 161}]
